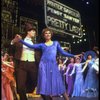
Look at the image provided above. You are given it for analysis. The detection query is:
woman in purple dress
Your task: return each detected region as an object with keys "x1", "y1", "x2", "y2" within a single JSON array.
[
  {"x1": 58, "y1": 58, "x2": 66, "y2": 82},
  {"x1": 64, "y1": 57, "x2": 75, "y2": 97},
  {"x1": 15, "y1": 28, "x2": 80, "y2": 100}
]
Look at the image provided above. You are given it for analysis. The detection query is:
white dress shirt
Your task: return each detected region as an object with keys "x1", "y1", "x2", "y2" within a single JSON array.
[{"x1": 20, "y1": 37, "x2": 35, "y2": 62}]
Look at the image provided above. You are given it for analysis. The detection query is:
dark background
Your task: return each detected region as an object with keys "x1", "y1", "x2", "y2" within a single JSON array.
[
  {"x1": 2, "y1": 0, "x2": 99, "y2": 54},
  {"x1": 18, "y1": 0, "x2": 99, "y2": 54}
]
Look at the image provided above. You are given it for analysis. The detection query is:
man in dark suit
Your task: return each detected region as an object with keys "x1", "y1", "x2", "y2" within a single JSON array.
[{"x1": 10, "y1": 23, "x2": 41, "y2": 100}]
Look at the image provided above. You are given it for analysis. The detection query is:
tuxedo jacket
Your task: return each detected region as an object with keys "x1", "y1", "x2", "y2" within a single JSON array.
[{"x1": 9, "y1": 39, "x2": 41, "y2": 64}]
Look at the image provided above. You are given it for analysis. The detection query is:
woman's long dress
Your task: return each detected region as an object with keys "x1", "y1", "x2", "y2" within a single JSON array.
[
  {"x1": 20, "y1": 40, "x2": 74, "y2": 96},
  {"x1": 2, "y1": 63, "x2": 14, "y2": 100},
  {"x1": 81, "y1": 60, "x2": 99, "y2": 97},
  {"x1": 72, "y1": 63, "x2": 84, "y2": 97},
  {"x1": 65, "y1": 63, "x2": 74, "y2": 96}
]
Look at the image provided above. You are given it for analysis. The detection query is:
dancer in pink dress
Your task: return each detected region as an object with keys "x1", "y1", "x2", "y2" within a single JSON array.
[{"x1": 2, "y1": 53, "x2": 16, "y2": 100}]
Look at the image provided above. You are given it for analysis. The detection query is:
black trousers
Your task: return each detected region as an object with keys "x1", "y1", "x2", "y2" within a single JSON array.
[
  {"x1": 15, "y1": 61, "x2": 38, "y2": 100},
  {"x1": 41, "y1": 95, "x2": 53, "y2": 100}
]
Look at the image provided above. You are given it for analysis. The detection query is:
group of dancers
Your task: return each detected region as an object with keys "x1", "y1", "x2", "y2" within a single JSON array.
[
  {"x1": 1, "y1": 23, "x2": 99, "y2": 100},
  {"x1": 58, "y1": 49, "x2": 99, "y2": 98}
]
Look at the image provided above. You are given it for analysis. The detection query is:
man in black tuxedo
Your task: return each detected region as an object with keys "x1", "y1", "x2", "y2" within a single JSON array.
[{"x1": 10, "y1": 23, "x2": 41, "y2": 100}]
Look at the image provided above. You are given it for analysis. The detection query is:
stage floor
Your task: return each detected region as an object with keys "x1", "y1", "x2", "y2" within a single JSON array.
[{"x1": 28, "y1": 97, "x2": 98, "y2": 100}]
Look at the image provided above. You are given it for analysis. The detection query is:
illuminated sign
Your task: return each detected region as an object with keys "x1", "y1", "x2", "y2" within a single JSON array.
[
  {"x1": 44, "y1": 0, "x2": 83, "y2": 38},
  {"x1": 60, "y1": 41, "x2": 71, "y2": 51},
  {"x1": 20, "y1": 16, "x2": 38, "y2": 35}
]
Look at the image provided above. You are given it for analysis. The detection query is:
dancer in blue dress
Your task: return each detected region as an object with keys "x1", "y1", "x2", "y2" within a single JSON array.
[
  {"x1": 70, "y1": 56, "x2": 84, "y2": 97},
  {"x1": 15, "y1": 28, "x2": 80, "y2": 100},
  {"x1": 81, "y1": 51, "x2": 98, "y2": 97}
]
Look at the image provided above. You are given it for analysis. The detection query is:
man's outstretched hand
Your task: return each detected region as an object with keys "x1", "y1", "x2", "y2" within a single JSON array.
[{"x1": 13, "y1": 34, "x2": 22, "y2": 43}]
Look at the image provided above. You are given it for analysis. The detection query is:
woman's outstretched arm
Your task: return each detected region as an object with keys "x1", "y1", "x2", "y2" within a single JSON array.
[
  {"x1": 57, "y1": 41, "x2": 80, "y2": 57},
  {"x1": 20, "y1": 39, "x2": 42, "y2": 49}
]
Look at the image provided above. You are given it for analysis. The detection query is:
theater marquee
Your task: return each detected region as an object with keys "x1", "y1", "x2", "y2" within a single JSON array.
[{"x1": 44, "y1": 0, "x2": 83, "y2": 38}]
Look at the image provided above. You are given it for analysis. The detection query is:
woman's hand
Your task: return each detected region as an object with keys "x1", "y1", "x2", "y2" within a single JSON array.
[
  {"x1": 69, "y1": 74, "x2": 72, "y2": 76},
  {"x1": 63, "y1": 73, "x2": 66, "y2": 76}
]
